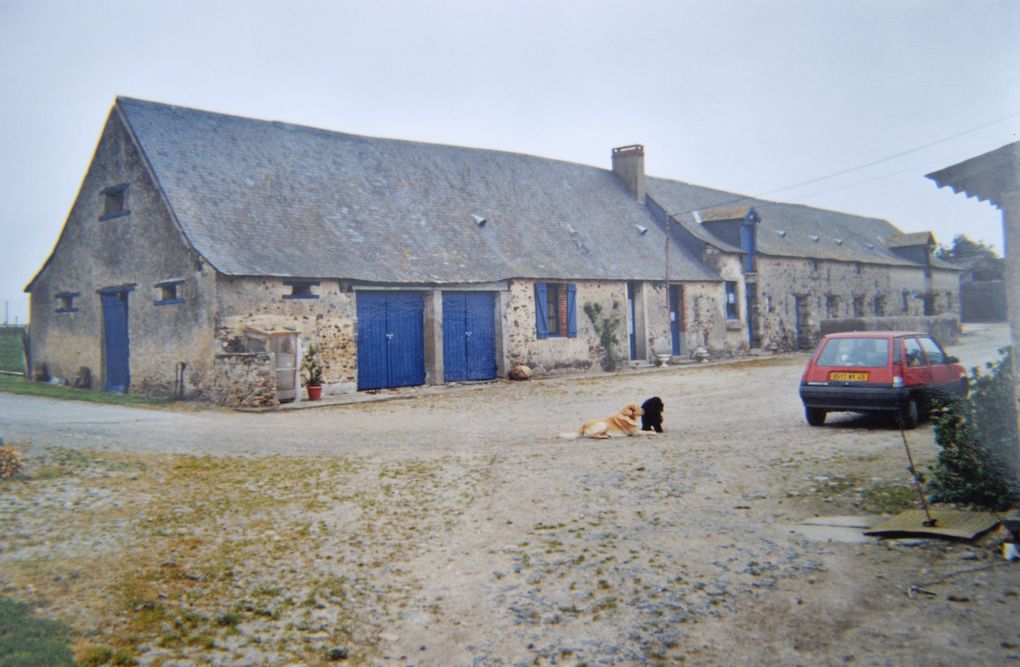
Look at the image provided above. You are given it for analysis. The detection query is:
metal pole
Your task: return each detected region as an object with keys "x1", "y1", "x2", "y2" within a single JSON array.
[{"x1": 899, "y1": 416, "x2": 937, "y2": 526}]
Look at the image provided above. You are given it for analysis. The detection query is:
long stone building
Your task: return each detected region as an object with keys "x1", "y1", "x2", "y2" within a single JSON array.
[{"x1": 25, "y1": 98, "x2": 958, "y2": 404}]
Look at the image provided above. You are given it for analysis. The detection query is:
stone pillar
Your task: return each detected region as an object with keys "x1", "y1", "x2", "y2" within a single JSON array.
[
  {"x1": 423, "y1": 289, "x2": 444, "y2": 385},
  {"x1": 1002, "y1": 191, "x2": 1020, "y2": 433}
]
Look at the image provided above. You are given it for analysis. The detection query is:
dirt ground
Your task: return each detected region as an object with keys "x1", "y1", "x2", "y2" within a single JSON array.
[{"x1": 1, "y1": 324, "x2": 1017, "y2": 666}]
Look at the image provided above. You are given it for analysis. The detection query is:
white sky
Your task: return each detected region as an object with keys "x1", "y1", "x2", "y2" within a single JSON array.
[{"x1": 1, "y1": 0, "x2": 1017, "y2": 324}]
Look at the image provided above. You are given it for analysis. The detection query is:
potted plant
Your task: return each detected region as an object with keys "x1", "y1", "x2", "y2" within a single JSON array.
[{"x1": 301, "y1": 344, "x2": 324, "y2": 400}]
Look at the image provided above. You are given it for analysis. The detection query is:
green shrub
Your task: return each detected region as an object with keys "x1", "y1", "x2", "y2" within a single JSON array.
[
  {"x1": 928, "y1": 348, "x2": 1019, "y2": 510},
  {"x1": 583, "y1": 302, "x2": 623, "y2": 372}
]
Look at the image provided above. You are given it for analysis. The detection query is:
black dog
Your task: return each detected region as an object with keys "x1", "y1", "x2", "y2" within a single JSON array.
[{"x1": 640, "y1": 396, "x2": 664, "y2": 432}]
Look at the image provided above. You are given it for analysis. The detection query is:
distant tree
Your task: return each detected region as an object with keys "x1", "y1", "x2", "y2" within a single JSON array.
[
  {"x1": 936, "y1": 234, "x2": 1000, "y2": 261},
  {"x1": 936, "y1": 235, "x2": 1004, "y2": 281}
]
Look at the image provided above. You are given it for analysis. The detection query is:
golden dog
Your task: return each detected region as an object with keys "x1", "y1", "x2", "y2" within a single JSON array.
[{"x1": 558, "y1": 403, "x2": 653, "y2": 439}]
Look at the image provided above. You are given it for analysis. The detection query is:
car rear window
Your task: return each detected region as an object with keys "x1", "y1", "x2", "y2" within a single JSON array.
[{"x1": 816, "y1": 337, "x2": 889, "y2": 367}]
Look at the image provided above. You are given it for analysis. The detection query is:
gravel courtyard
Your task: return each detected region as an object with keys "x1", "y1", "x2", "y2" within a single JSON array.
[{"x1": 1, "y1": 324, "x2": 1017, "y2": 666}]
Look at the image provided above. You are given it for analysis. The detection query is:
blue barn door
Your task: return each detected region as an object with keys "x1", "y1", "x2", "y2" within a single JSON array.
[
  {"x1": 443, "y1": 292, "x2": 497, "y2": 382},
  {"x1": 356, "y1": 292, "x2": 425, "y2": 390},
  {"x1": 101, "y1": 290, "x2": 130, "y2": 393}
]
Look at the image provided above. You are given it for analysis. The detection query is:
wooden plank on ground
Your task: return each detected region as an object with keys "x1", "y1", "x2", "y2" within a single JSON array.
[{"x1": 864, "y1": 509, "x2": 1000, "y2": 540}]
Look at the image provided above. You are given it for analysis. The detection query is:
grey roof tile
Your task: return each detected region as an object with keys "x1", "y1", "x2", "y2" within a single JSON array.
[
  {"x1": 645, "y1": 176, "x2": 944, "y2": 268},
  {"x1": 117, "y1": 98, "x2": 719, "y2": 284}
]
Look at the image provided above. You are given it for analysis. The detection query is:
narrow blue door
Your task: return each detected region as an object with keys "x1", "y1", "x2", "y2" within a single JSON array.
[
  {"x1": 386, "y1": 293, "x2": 425, "y2": 388},
  {"x1": 442, "y1": 294, "x2": 467, "y2": 382},
  {"x1": 669, "y1": 285, "x2": 683, "y2": 356},
  {"x1": 101, "y1": 291, "x2": 130, "y2": 393},
  {"x1": 627, "y1": 282, "x2": 637, "y2": 360},
  {"x1": 356, "y1": 292, "x2": 389, "y2": 390},
  {"x1": 464, "y1": 292, "x2": 496, "y2": 380},
  {"x1": 443, "y1": 292, "x2": 497, "y2": 382},
  {"x1": 356, "y1": 292, "x2": 425, "y2": 390}
]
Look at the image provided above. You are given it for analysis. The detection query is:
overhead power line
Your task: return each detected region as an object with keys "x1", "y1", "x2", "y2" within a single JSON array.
[{"x1": 666, "y1": 110, "x2": 1020, "y2": 218}]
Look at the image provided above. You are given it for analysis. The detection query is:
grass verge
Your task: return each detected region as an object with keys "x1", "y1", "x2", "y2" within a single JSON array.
[
  {"x1": 0, "y1": 595, "x2": 76, "y2": 666},
  {"x1": 0, "y1": 376, "x2": 171, "y2": 407}
]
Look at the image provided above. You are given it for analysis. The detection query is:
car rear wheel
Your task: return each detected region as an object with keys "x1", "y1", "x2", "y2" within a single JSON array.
[
  {"x1": 898, "y1": 398, "x2": 920, "y2": 430},
  {"x1": 805, "y1": 407, "x2": 827, "y2": 427}
]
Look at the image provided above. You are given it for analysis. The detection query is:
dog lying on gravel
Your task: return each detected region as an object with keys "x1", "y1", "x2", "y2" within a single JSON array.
[
  {"x1": 558, "y1": 402, "x2": 654, "y2": 439},
  {"x1": 640, "y1": 396, "x2": 665, "y2": 432}
]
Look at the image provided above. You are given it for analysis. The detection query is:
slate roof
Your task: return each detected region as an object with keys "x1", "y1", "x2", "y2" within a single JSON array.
[
  {"x1": 886, "y1": 231, "x2": 935, "y2": 248},
  {"x1": 645, "y1": 176, "x2": 956, "y2": 269},
  {"x1": 698, "y1": 205, "x2": 753, "y2": 223},
  {"x1": 115, "y1": 98, "x2": 719, "y2": 284}
]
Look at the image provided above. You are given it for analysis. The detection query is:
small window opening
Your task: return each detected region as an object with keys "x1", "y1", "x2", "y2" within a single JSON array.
[
  {"x1": 100, "y1": 184, "x2": 130, "y2": 220},
  {"x1": 724, "y1": 281, "x2": 739, "y2": 320},
  {"x1": 56, "y1": 291, "x2": 79, "y2": 313},
  {"x1": 154, "y1": 279, "x2": 185, "y2": 305},
  {"x1": 283, "y1": 280, "x2": 320, "y2": 300},
  {"x1": 546, "y1": 283, "x2": 563, "y2": 335}
]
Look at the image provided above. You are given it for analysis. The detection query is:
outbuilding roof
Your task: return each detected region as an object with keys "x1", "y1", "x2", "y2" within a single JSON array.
[
  {"x1": 115, "y1": 98, "x2": 718, "y2": 284},
  {"x1": 645, "y1": 176, "x2": 953, "y2": 268}
]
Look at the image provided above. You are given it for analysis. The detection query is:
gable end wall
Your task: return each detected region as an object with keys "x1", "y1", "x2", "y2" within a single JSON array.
[{"x1": 27, "y1": 108, "x2": 216, "y2": 395}]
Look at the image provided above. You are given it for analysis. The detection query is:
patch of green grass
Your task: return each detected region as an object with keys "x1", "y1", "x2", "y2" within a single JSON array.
[
  {"x1": 0, "y1": 375, "x2": 172, "y2": 406},
  {"x1": 0, "y1": 595, "x2": 76, "y2": 667},
  {"x1": 861, "y1": 482, "x2": 918, "y2": 514},
  {"x1": 0, "y1": 330, "x2": 25, "y2": 374}
]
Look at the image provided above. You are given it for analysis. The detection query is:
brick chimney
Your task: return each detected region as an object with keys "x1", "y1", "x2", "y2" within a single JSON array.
[{"x1": 611, "y1": 144, "x2": 645, "y2": 204}]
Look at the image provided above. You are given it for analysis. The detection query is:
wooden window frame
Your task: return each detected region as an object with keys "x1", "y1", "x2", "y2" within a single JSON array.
[
  {"x1": 154, "y1": 279, "x2": 185, "y2": 306},
  {"x1": 55, "y1": 291, "x2": 80, "y2": 313}
]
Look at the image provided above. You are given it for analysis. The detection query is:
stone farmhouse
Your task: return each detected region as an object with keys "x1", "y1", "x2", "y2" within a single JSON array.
[
  {"x1": 635, "y1": 170, "x2": 960, "y2": 351},
  {"x1": 25, "y1": 98, "x2": 958, "y2": 405}
]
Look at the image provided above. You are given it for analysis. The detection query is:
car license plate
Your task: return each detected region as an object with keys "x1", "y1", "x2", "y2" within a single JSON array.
[{"x1": 830, "y1": 372, "x2": 868, "y2": 382}]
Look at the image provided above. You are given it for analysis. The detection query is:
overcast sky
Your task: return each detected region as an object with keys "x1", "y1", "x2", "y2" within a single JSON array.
[{"x1": 1, "y1": 0, "x2": 1017, "y2": 324}]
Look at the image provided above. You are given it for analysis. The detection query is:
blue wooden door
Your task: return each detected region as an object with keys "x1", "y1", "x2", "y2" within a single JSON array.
[
  {"x1": 356, "y1": 292, "x2": 425, "y2": 390},
  {"x1": 386, "y1": 293, "x2": 425, "y2": 388},
  {"x1": 443, "y1": 292, "x2": 497, "y2": 382},
  {"x1": 101, "y1": 291, "x2": 130, "y2": 393},
  {"x1": 627, "y1": 282, "x2": 637, "y2": 360},
  {"x1": 669, "y1": 285, "x2": 684, "y2": 356}
]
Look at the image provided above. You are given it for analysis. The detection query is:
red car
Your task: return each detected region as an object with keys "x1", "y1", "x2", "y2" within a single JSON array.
[{"x1": 799, "y1": 331, "x2": 968, "y2": 428}]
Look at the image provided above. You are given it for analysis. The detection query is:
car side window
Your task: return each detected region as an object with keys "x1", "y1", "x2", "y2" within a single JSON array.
[
  {"x1": 903, "y1": 338, "x2": 925, "y2": 367},
  {"x1": 919, "y1": 337, "x2": 945, "y2": 364}
]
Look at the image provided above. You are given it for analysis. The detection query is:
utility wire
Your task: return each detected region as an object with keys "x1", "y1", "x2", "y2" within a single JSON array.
[
  {"x1": 665, "y1": 111, "x2": 1020, "y2": 219},
  {"x1": 791, "y1": 143, "x2": 1009, "y2": 203},
  {"x1": 754, "y1": 110, "x2": 1020, "y2": 199}
]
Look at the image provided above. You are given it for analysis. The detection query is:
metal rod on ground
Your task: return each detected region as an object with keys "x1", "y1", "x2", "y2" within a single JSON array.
[{"x1": 899, "y1": 415, "x2": 937, "y2": 527}]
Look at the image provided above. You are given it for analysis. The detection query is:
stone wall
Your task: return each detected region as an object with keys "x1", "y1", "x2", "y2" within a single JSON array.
[
  {"x1": 753, "y1": 257, "x2": 961, "y2": 351},
  {"x1": 210, "y1": 352, "x2": 279, "y2": 408},
  {"x1": 819, "y1": 316, "x2": 961, "y2": 345},
  {"x1": 215, "y1": 276, "x2": 358, "y2": 395},
  {"x1": 504, "y1": 278, "x2": 743, "y2": 374}
]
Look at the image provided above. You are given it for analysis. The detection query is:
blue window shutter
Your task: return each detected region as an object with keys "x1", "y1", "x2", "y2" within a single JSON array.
[
  {"x1": 535, "y1": 283, "x2": 549, "y2": 339},
  {"x1": 566, "y1": 283, "x2": 577, "y2": 337}
]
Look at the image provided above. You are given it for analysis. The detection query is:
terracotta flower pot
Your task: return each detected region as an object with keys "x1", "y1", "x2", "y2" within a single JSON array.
[{"x1": 306, "y1": 385, "x2": 323, "y2": 401}]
